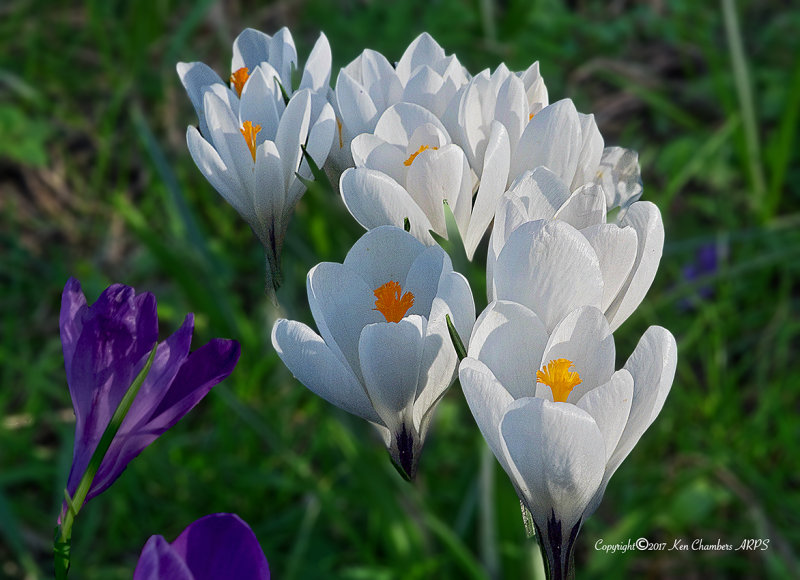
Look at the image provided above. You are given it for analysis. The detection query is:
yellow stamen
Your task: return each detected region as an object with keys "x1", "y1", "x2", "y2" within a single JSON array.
[
  {"x1": 536, "y1": 358, "x2": 582, "y2": 403},
  {"x1": 373, "y1": 281, "x2": 415, "y2": 323},
  {"x1": 403, "y1": 145, "x2": 438, "y2": 166},
  {"x1": 240, "y1": 120, "x2": 262, "y2": 162},
  {"x1": 230, "y1": 67, "x2": 250, "y2": 97},
  {"x1": 336, "y1": 117, "x2": 344, "y2": 149}
]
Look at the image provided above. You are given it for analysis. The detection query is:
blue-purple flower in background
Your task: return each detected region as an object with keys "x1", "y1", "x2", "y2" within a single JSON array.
[
  {"x1": 59, "y1": 278, "x2": 240, "y2": 515},
  {"x1": 134, "y1": 513, "x2": 269, "y2": 580},
  {"x1": 682, "y1": 243, "x2": 719, "y2": 304}
]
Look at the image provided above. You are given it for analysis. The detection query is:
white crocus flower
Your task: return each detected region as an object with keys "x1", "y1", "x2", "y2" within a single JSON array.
[
  {"x1": 178, "y1": 27, "x2": 332, "y2": 136},
  {"x1": 459, "y1": 302, "x2": 677, "y2": 577},
  {"x1": 487, "y1": 169, "x2": 664, "y2": 331},
  {"x1": 444, "y1": 63, "x2": 546, "y2": 181},
  {"x1": 341, "y1": 102, "x2": 509, "y2": 259},
  {"x1": 329, "y1": 32, "x2": 470, "y2": 172},
  {"x1": 272, "y1": 226, "x2": 475, "y2": 479},
  {"x1": 178, "y1": 28, "x2": 335, "y2": 299},
  {"x1": 595, "y1": 146, "x2": 644, "y2": 211}
]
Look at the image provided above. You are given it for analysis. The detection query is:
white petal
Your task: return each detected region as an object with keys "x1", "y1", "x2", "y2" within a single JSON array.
[
  {"x1": 275, "y1": 89, "x2": 312, "y2": 200},
  {"x1": 396, "y1": 32, "x2": 445, "y2": 84},
  {"x1": 576, "y1": 369, "x2": 633, "y2": 462},
  {"x1": 403, "y1": 245, "x2": 449, "y2": 318},
  {"x1": 494, "y1": 73, "x2": 527, "y2": 157},
  {"x1": 611, "y1": 326, "x2": 677, "y2": 472},
  {"x1": 374, "y1": 102, "x2": 448, "y2": 148},
  {"x1": 269, "y1": 27, "x2": 298, "y2": 91},
  {"x1": 340, "y1": 168, "x2": 436, "y2": 244},
  {"x1": 272, "y1": 319, "x2": 381, "y2": 424},
  {"x1": 402, "y1": 65, "x2": 445, "y2": 114},
  {"x1": 186, "y1": 126, "x2": 253, "y2": 224},
  {"x1": 413, "y1": 270, "x2": 475, "y2": 434},
  {"x1": 352, "y1": 135, "x2": 406, "y2": 185},
  {"x1": 605, "y1": 201, "x2": 664, "y2": 331},
  {"x1": 336, "y1": 70, "x2": 379, "y2": 137},
  {"x1": 299, "y1": 32, "x2": 332, "y2": 93},
  {"x1": 553, "y1": 183, "x2": 606, "y2": 230},
  {"x1": 586, "y1": 326, "x2": 676, "y2": 517},
  {"x1": 407, "y1": 122, "x2": 449, "y2": 151},
  {"x1": 343, "y1": 224, "x2": 427, "y2": 292},
  {"x1": 457, "y1": 72, "x2": 490, "y2": 172},
  {"x1": 232, "y1": 28, "x2": 271, "y2": 72},
  {"x1": 465, "y1": 121, "x2": 511, "y2": 259},
  {"x1": 306, "y1": 262, "x2": 384, "y2": 381},
  {"x1": 404, "y1": 144, "x2": 466, "y2": 236},
  {"x1": 468, "y1": 300, "x2": 547, "y2": 400},
  {"x1": 459, "y1": 357, "x2": 515, "y2": 474},
  {"x1": 298, "y1": 102, "x2": 335, "y2": 184},
  {"x1": 359, "y1": 316, "x2": 426, "y2": 432},
  {"x1": 239, "y1": 66, "x2": 280, "y2": 141},
  {"x1": 253, "y1": 139, "x2": 285, "y2": 244},
  {"x1": 541, "y1": 306, "x2": 615, "y2": 402},
  {"x1": 570, "y1": 113, "x2": 604, "y2": 191},
  {"x1": 500, "y1": 397, "x2": 605, "y2": 528},
  {"x1": 595, "y1": 147, "x2": 643, "y2": 210},
  {"x1": 507, "y1": 166, "x2": 570, "y2": 221},
  {"x1": 177, "y1": 61, "x2": 225, "y2": 136},
  {"x1": 510, "y1": 99, "x2": 581, "y2": 186},
  {"x1": 203, "y1": 90, "x2": 253, "y2": 189},
  {"x1": 581, "y1": 224, "x2": 638, "y2": 314},
  {"x1": 493, "y1": 220, "x2": 603, "y2": 332}
]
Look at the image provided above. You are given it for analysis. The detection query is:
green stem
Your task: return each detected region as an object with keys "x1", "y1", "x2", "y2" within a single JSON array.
[{"x1": 54, "y1": 344, "x2": 157, "y2": 579}]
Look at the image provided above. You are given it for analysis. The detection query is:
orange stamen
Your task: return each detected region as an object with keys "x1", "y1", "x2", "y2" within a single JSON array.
[
  {"x1": 240, "y1": 120, "x2": 262, "y2": 162},
  {"x1": 528, "y1": 111, "x2": 536, "y2": 121},
  {"x1": 403, "y1": 145, "x2": 438, "y2": 167},
  {"x1": 536, "y1": 358, "x2": 582, "y2": 403},
  {"x1": 373, "y1": 281, "x2": 415, "y2": 323},
  {"x1": 336, "y1": 117, "x2": 344, "y2": 149},
  {"x1": 230, "y1": 67, "x2": 250, "y2": 97}
]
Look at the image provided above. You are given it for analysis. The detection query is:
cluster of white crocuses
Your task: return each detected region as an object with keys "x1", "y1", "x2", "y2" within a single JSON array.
[{"x1": 179, "y1": 28, "x2": 677, "y2": 578}]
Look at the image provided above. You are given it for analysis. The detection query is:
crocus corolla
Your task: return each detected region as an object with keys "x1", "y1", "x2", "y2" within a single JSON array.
[
  {"x1": 60, "y1": 278, "x2": 239, "y2": 514},
  {"x1": 134, "y1": 513, "x2": 269, "y2": 580},
  {"x1": 460, "y1": 303, "x2": 677, "y2": 578},
  {"x1": 487, "y1": 170, "x2": 664, "y2": 331},
  {"x1": 271, "y1": 226, "x2": 475, "y2": 479},
  {"x1": 178, "y1": 27, "x2": 335, "y2": 297}
]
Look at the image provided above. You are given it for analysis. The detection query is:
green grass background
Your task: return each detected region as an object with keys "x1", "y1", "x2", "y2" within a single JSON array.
[{"x1": 1, "y1": 0, "x2": 799, "y2": 578}]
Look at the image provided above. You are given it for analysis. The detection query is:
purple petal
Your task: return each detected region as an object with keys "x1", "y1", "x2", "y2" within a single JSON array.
[
  {"x1": 123, "y1": 314, "x2": 196, "y2": 430},
  {"x1": 59, "y1": 277, "x2": 88, "y2": 390},
  {"x1": 170, "y1": 513, "x2": 270, "y2": 580},
  {"x1": 76, "y1": 338, "x2": 239, "y2": 503},
  {"x1": 63, "y1": 283, "x2": 159, "y2": 498},
  {"x1": 134, "y1": 535, "x2": 194, "y2": 580},
  {"x1": 147, "y1": 338, "x2": 240, "y2": 431}
]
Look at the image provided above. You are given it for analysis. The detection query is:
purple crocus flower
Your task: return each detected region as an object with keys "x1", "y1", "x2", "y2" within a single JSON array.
[
  {"x1": 60, "y1": 278, "x2": 240, "y2": 512},
  {"x1": 133, "y1": 513, "x2": 270, "y2": 579}
]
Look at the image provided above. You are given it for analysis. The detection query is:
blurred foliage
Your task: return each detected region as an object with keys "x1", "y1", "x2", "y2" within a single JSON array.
[{"x1": 1, "y1": 0, "x2": 799, "y2": 578}]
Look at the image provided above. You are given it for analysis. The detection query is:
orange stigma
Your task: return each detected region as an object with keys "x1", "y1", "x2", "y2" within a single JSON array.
[
  {"x1": 403, "y1": 145, "x2": 438, "y2": 166},
  {"x1": 373, "y1": 281, "x2": 415, "y2": 323},
  {"x1": 240, "y1": 120, "x2": 261, "y2": 162},
  {"x1": 230, "y1": 67, "x2": 250, "y2": 97},
  {"x1": 536, "y1": 358, "x2": 582, "y2": 403}
]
